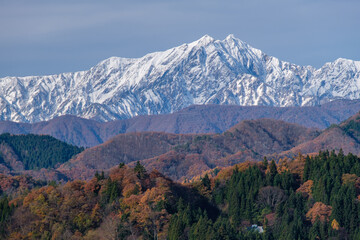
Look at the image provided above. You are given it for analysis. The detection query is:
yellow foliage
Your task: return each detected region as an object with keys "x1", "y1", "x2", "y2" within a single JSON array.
[
  {"x1": 8, "y1": 232, "x2": 23, "y2": 240},
  {"x1": 331, "y1": 219, "x2": 340, "y2": 230},
  {"x1": 35, "y1": 193, "x2": 46, "y2": 203},
  {"x1": 277, "y1": 157, "x2": 290, "y2": 173},
  {"x1": 91, "y1": 203, "x2": 101, "y2": 223}
]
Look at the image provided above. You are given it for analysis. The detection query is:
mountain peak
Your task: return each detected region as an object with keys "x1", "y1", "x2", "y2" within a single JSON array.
[
  {"x1": 223, "y1": 34, "x2": 250, "y2": 48},
  {"x1": 323, "y1": 58, "x2": 360, "y2": 71},
  {"x1": 334, "y1": 57, "x2": 354, "y2": 64},
  {"x1": 225, "y1": 34, "x2": 236, "y2": 40},
  {"x1": 0, "y1": 35, "x2": 359, "y2": 123},
  {"x1": 196, "y1": 34, "x2": 215, "y2": 45}
]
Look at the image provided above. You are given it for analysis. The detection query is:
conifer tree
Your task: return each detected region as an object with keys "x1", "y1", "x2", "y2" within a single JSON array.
[
  {"x1": 201, "y1": 174, "x2": 211, "y2": 190},
  {"x1": 263, "y1": 157, "x2": 268, "y2": 169},
  {"x1": 134, "y1": 161, "x2": 146, "y2": 179}
]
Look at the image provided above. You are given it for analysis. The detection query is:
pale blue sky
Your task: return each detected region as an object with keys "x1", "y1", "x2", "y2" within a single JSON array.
[{"x1": 1, "y1": 0, "x2": 359, "y2": 77}]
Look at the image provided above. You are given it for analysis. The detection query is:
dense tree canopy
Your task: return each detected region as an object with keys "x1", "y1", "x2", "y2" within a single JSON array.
[
  {"x1": 0, "y1": 133, "x2": 83, "y2": 170},
  {"x1": 1, "y1": 150, "x2": 360, "y2": 239}
]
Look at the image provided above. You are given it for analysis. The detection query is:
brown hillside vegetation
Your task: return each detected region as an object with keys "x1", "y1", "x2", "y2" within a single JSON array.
[
  {"x1": 0, "y1": 174, "x2": 45, "y2": 199},
  {"x1": 282, "y1": 126, "x2": 360, "y2": 156},
  {"x1": 283, "y1": 112, "x2": 360, "y2": 157},
  {"x1": 138, "y1": 119, "x2": 317, "y2": 181},
  {"x1": 0, "y1": 142, "x2": 24, "y2": 173},
  {"x1": 58, "y1": 119, "x2": 318, "y2": 181},
  {"x1": 58, "y1": 132, "x2": 194, "y2": 180},
  {"x1": 226, "y1": 119, "x2": 318, "y2": 155}
]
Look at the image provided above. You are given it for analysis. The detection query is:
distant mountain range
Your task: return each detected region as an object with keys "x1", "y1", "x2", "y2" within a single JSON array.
[
  {"x1": 0, "y1": 99, "x2": 359, "y2": 147},
  {"x1": 1, "y1": 35, "x2": 360, "y2": 123}
]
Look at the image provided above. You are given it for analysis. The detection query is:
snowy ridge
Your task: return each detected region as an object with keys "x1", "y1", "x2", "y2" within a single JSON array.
[{"x1": 1, "y1": 34, "x2": 360, "y2": 122}]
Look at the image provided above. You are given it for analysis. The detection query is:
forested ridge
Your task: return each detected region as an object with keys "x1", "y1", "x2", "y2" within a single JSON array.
[
  {"x1": 0, "y1": 133, "x2": 84, "y2": 170},
  {"x1": 0, "y1": 150, "x2": 360, "y2": 239}
]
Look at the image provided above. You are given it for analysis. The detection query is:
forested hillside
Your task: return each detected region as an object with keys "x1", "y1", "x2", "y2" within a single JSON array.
[
  {"x1": 0, "y1": 133, "x2": 83, "y2": 173},
  {"x1": 58, "y1": 119, "x2": 317, "y2": 181},
  {"x1": 2, "y1": 151, "x2": 360, "y2": 239},
  {"x1": 169, "y1": 150, "x2": 360, "y2": 239},
  {"x1": 283, "y1": 111, "x2": 360, "y2": 157}
]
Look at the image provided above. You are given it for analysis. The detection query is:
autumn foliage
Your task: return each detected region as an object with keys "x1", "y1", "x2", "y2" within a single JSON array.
[
  {"x1": 2, "y1": 150, "x2": 360, "y2": 239},
  {"x1": 2, "y1": 165, "x2": 178, "y2": 239}
]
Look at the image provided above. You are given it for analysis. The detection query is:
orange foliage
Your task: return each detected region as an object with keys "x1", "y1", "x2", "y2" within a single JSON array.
[
  {"x1": 6, "y1": 165, "x2": 177, "y2": 239},
  {"x1": 306, "y1": 202, "x2": 332, "y2": 224},
  {"x1": 83, "y1": 178, "x2": 101, "y2": 195},
  {"x1": 215, "y1": 161, "x2": 256, "y2": 180},
  {"x1": 119, "y1": 170, "x2": 173, "y2": 237},
  {"x1": 296, "y1": 180, "x2": 314, "y2": 198},
  {"x1": 0, "y1": 174, "x2": 43, "y2": 199},
  {"x1": 285, "y1": 153, "x2": 307, "y2": 177}
]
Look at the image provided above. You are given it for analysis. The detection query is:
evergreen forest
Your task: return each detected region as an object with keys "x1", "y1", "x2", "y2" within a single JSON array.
[{"x1": 0, "y1": 133, "x2": 84, "y2": 170}]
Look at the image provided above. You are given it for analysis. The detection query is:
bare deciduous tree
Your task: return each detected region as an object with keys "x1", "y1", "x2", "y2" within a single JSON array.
[{"x1": 257, "y1": 186, "x2": 287, "y2": 209}]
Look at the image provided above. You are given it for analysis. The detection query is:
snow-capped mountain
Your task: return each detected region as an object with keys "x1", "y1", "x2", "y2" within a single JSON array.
[{"x1": 1, "y1": 34, "x2": 360, "y2": 123}]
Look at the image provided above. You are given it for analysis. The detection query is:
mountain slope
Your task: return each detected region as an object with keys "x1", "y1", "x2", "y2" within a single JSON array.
[
  {"x1": 0, "y1": 99, "x2": 358, "y2": 147},
  {"x1": 1, "y1": 35, "x2": 360, "y2": 123},
  {"x1": 57, "y1": 132, "x2": 194, "y2": 180},
  {"x1": 283, "y1": 112, "x2": 360, "y2": 156},
  {"x1": 5, "y1": 111, "x2": 360, "y2": 182},
  {"x1": 58, "y1": 119, "x2": 318, "y2": 180}
]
